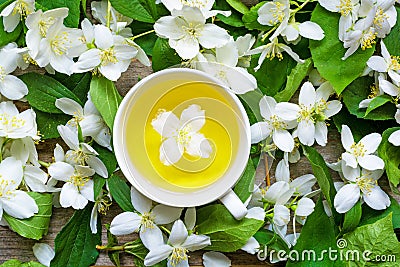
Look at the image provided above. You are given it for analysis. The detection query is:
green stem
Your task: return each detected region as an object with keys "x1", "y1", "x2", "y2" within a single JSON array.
[
  {"x1": 130, "y1": 29, "x2": 155, "y2": 41},
  {"x1": 106, "y1": 1, "x2": 112, "y2": 28},
  {"x1": 261, "y1": 26, "x2": 278, "y2": 42},
  {"x1": 160, "y1": 226, "x2": 171, "y2": 235},
  {"x1": 38, "y1": 160, "x2": 50, "y2": 168},
  {"x1": 292, "y1": 0, "x2": 312, "y2": 13}
]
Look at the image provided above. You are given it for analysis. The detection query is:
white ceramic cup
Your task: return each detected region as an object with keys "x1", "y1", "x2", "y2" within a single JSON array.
[{"x1": 113, "y1": 68, "x2": 251, "y2": 220}]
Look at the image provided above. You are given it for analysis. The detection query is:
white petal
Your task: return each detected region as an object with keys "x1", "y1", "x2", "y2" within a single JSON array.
[
  {"x1": 110, "y1": 212, "x2": 141, "y2": 235},
  {"x1": 184, "y1": 207, "x2": 196, "y2": 230},
  {"x1": 359, "y1": 133, "x2": 381, "y2": 154},
  {"x1": 1, "y1": 75, "x2": 28, "y2": 100},
  {"x1": 33, "y1": 243, "x2": 55, "y2": 267},
  {"x1": 299, "y1": 82, "x2": 316, "y2": 107},
  {"x1": 275, "y1": 102, "x2": 300, "y2": 121},
  {"x1": 180, "y1": 104, "x2": 205, "y2": 132},
  {"x1": 94, "y1": 25, "x2": 113, "y2": 49},
  {"x1": 86, "y1": 156, "x2": 108, "y2": 178},
  {"x1": 152, "y1": 205, "x2": 183, "y2": 225},
  {"x1": 341, "y1": 161, "x2": 360, "y2": 182},
  {"x1": 246, "y1": 207, "x2": 265, "y2": 221},
  {"x1": 295, "y1": 197, "x2": 315, "y2": 216},
  {"x1": 264, "y1": 181, "x2": 292, "y2": 204},
  {"x1": 48, "y1": 162, "x2": 74, "y2": 182},
  {"x1": 389, "y1": 130, "x2": 400, "y2": 146},
  {"x1": 170, "y1": 36, "x2": 199, "y2": 60},
  {"x1": 130, "y1": 186, "x2": 152, "y2": 214},
  {"x1": 241, "y1": 237, "x2": 260, "y2": 255},
  {"x1": 140, "y1": 225, "x2": 165, "y2": 250},
  {"x1": 380, "y1": 79, "x2": 400, "y2": 97},
  {"x1": 73, "y1": 49, "x2": 101, "y2": 73},
  {"x1": 363, "y1": 186, "x2": 390, "y2": 210},
  {"x1": 358, "y1": 155, "x2": 385, "y2": 170},
  {"x1": 297, "y1": 120, "x2": 315, "y2": 146},
  {"x1": 315, "y1": 121, "x2": 328, "y2": 146},
  {"x1": 90, "y1": 204, "x2": 98, "y2": 234},
  {"x1": 290, "y1": 174, "x2": 316, "y2": 195},
  {"x1": 259, "y1": 96, "x2": 277, "y2": 119},
  {"x1": 0, "y1": 157, "x2": 23, "y2": 186},
  {"x1": 250, "y1": 122, "x2": 270, "y2": 144},
  {"x1": 273, "y1": 204, "x2": 290, "y2": 226},
  {"x1": 3, "y1": 13, "x2": 20, "y2": 33},
  {"x1": 367, "y1": 56, "x2": 388, "y2": 72},
  {"x1": 334, "y1": 184, "x2": 360, "y2": 213},
  {"x1": 198, "y1": 24, "x2": 230, "y2": 49},
  {"x1": 318, "y1": 0, "x2": 340, "y2": 12},
  {"x1": 57, "y1": 125, "x2": 79, "y2": 150},
  {"x1": 275, "y1": 158, "x2": 290, "y2": 183},
  {"x1": 225, "y1": 67, "x2": 257, "y2": 94},
  {"x1": 154, "y1": 16, "x2": 185, "y2": 39},
  {"x1": 324, "y1": 100, "x2": 342, "y2": 118},
  {"x1": 59, "y1": 183, "x2": 88, "y2": 209},
  {"x1": 151, "y1": 110, "x2": 180, "y2": 138},
  {"x1": 24, "y1": 165, "x2": 48, "y2": 192},
  {"x1": 2, "y1": 190, "x2": 38, "y2": 219},
  {"x1": 185, "y1": 133, "x2": 212, "y2": 158},
  {"x1": 298, "y1": 21, "x2": 324, "y2": 40},
  {"x1": 168, "y1": 220, "x2": 188, "y2": 246},
  {"x1": 182, "y1": 234, "x2": 211, "y2": 251},
  {"x1": 55, "y1": 98, "x2": 83, "y2": 116},
  {"x1": 342, "y1": 152, "x2": 358, "y2": 168},
  {"x1": 160, "y1": 137, "x2": 183, "y2": 166},
  {"x1": 341, "y1": 125, "x2": 354, "y2": 150},
  {"x1": 203, "y1": 251, "x2": 231, "y2": 267},
  {"x1": 216, "y1": 41, "x2": 238, "y2": 67},
  {"x1": 144, "y1": 244, "x2": 172, "y2": 266},
  {"x1": 273, "y1": 129, "x2": 295, "y2": 153},
  {"x1": 98, "y1": 62, "x2": 123, "y2": 81},
  {"x1": 80, "y1": 179, "x2": 94, "y2": 202}
]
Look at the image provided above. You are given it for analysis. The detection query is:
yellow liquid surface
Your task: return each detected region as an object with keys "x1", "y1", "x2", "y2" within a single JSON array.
[{"x1": 125, "y1": 81, "x2": 240, "y2": 190}]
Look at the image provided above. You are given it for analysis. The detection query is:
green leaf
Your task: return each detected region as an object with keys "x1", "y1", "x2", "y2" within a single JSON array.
[
  {"x1": 341, "y1": 201, "x2": 362, "y2": 234},
  {"x1": 93, "y1": 144, "x2": 117, "y2": 175},
  {"x1": 50, "y1": 204, "x2": 101, "y2": 267},
  {"x1": 0, "y1": 20, "x2": 22, "y2": 47},
  {"x1": 0, "y1": 0, "x2": 14, "y2": 11},
  {"x1": 3, "y1": 192, "x2": 52, "y2": 240},
  {"x1": 104, "y1": 224, "x2": 121, "y2": 267},
  {"x1": 274, "y1": 58, "x2": 313, "y2": 102},
  {"x1": 93, "y1": 174, "x2": 106, "y2": 200},
  {"x1": 302, "y1": 146, "x2": 341, "y2": 223},
  {"x1": 109, "y1": 0, "x2": 155, "y2": 23},
  {"x1": 35, "y1": 0, "x2": 80, "y2": 27},
  {"x1": 310, "y1": 4, "x2": 375, "y2": 94},
  {"x1": 287, "y1": 198, "x2": 343, "y2": 266},
  {"x1": 383, "y1": 6, "x2": 400, "y2": 56},
  {"x1": 238, "y1": 89, "x2": 264, "y2": 124},
  {"x1": 89, "y1": 75, "x2": 122, "y2": 131},
  {"x1": 108, "y1": 174, "x2": 134, "y2": 212},
  {"x1": 234, "y1": 155, "x2": 260, "y2": 202},
  {"x1": 361, "y1": 197, "x2": 400, "y2": 229},
  {"x1": 242, "y1": 2, "x2": 271, "y2": 31},
  {"x1": 342, "y1": 213, "x2": 400, "y2": 265},
  {"x1": 342, "y1": 76, "x2": 396, "y2": 120},
  {"x1": 35, "y1": 109, "x2": 70, "y2": 139},
  {"x1": 254, "y1": 229, "x2": 289, "y2": 254},
  {"x1": 226, "y1": 0, "x2": 248, "y2": 14},
  {"x1": 49, "y1": 73, "x2": 92, "y2": 103},
  {"x1": 0, "y1": 260, "x2": 46, "y2": 267},
  {"x1": 20, "y1": 72, "x2": 82, "y2": 114},
  {"x1": 378, "y1": 127, "x2": 400, "y2": 187},
  {"x1": 364, "y1": 95, "x2": 393, "y2": 117},
  {"x1": 196, "y1": 204, "x2": 263, "y2": 252},
  {"x1": 152, "y1": 37, "x2": 181, "y2": 72}
]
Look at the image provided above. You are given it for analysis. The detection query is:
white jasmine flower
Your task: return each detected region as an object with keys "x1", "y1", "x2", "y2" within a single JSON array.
[
  {"x1": 151, "y1": 104, "x2": 213, "y2": 166},
  {"x1": 203, "y1": 251, "x2": 231, "y2": 267},
  {"x1": 341, "y1": 125, "x2": 384, "y2": 170},
  {"x1": 247, "y1": 38, "x2": 304, "y2": 71},
  {"x1": 154, "y1": 6, "x2": 230, "y2": 59},
  {"x1": 367, "y1": 41, "x2": 400, "y2": 84},
  {"x1": 143, "y1": 219, "x2": 211, "y2": 267},
  {"x1": 0, "y1": 157, "x2": 38, "y2": 220},
  {"x1": 55, "y1": 96, "x2": 111, "y2": 149},
  {"x1": 334, "y1": 167, "x2": 390, "y2": 213},
  {"x1": 318, "y1": 0, "x2": 360, "y2": 41},
  {"x1": 110, "y1": 187, "x2": 183, "y2": 250},
  {"x1": 257, "y1": 0, "x2": 289, "y2": 27},
  {"x1": 48, "y1": 161, "x2": 95, "y2": 209},
  {"x1": 358, "y1": 0, "x2": 397, "y2": 38},
  {"x1": 342, "y1": 17, "x2": 377, "y2": 60},
  {"x1": 25, "y1": 8, "x2": 69, "y2": 59},
  {"x1": 275, "y1": 82, "x2": 342, "y2": 146},
  {"x1": 160, "y1": 0, "x2": 231, "y2": 18},
  {"x1": 7, "y1": 137, "x2": 39, "y2": 167},
  {"x1": 33, "y1": 20, "x2": 85, "y2": 75},
  {"x1": 250, "y1": 96, "x2": 297, "y2": 152},
  {"x1": 264, "y1": 181, "x2": 295, "y2": 205},
  {"x1": 73, "y1": 21, "x2": 138, "y2": 81},
  {"x1": 0, "y1": 101, "x2": 38, "y2": 139},
  {"x1": 235, "y1": 34, "x2": 256, "y2": 68},
  {"x1": 295, "y1": 197, "x2": 315, "y2": 218},
  {"x1": 0, "y1": 0, "x2": 35, "y2": 32},
  {"x1": 33, "y1": 243, "x2": 55, "y2": 267},
  {"x1": 196, "y1": 38, "x2": 257, "y2": 94},
  {"x1": 57, "y1": 125, "x2": 108, "y2": 178},
  {"x1": 0, "y1": 43, "x2": 29, "y2": 100}
]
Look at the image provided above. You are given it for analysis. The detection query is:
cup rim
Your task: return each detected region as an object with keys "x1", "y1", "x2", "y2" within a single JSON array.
[{"x1": 113, "y1": 68, "x2": 251, "y2": 207}]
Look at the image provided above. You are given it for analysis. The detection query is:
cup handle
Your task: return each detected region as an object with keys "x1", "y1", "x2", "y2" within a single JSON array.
[{"x1": 219, "y1": 189, "x2": 248, "y2": 220}]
